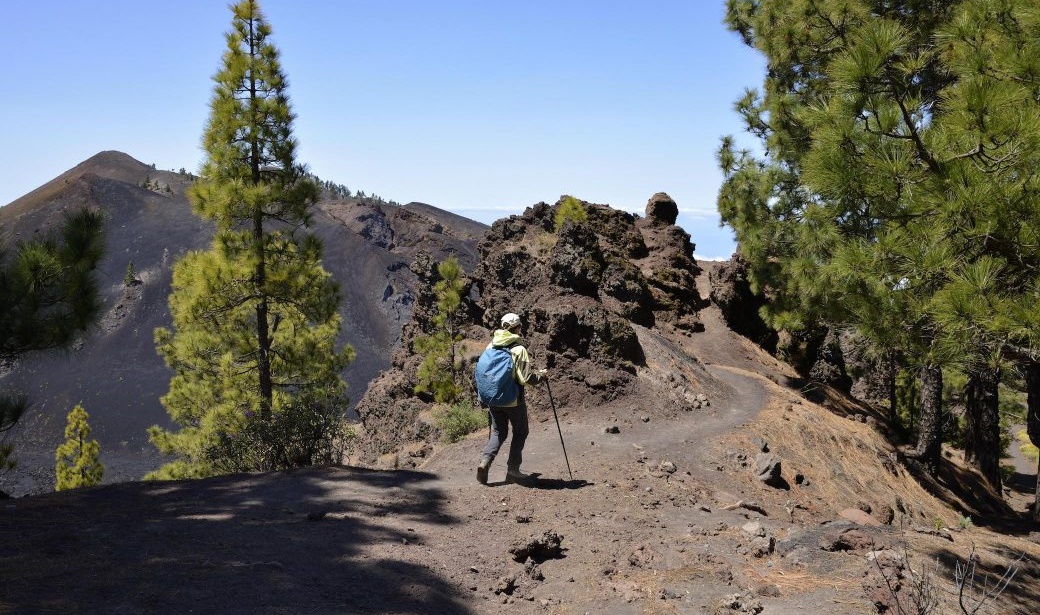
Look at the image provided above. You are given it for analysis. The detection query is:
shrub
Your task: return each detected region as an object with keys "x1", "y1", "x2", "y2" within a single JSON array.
[
  {"x1": 554, "y1": 195, "x2": 588, "y2": 232},
  {"x1": 435, "y1": 401, "x2": 487, "y2": 443}
]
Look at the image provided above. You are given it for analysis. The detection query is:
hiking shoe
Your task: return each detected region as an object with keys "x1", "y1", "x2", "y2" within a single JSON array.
[
  {"x1": 505, "y1": 468, "x2": 535, "y2": 486},
  {"x1": 476, "y1": 458, "x2": 491, "y2": 485}
]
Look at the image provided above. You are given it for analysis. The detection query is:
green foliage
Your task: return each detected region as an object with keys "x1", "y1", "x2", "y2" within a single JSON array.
[
  {"x1": 434, "y1": 401, "x2": 486, "y2": 443},
  {"x1": 149, "y1": 0, "x2": 353, "y2": 479},
  {"x1": 720, "y1": 0, "x2": 1040, "y2": 487},
  {"x1": 554, "y1": 195, "x2": 588, "y2": 232},
  {"x1": 124, "y1": 261, "x2": 138, "y2": 286},
  {"x1": 414, "y1": 256, "x2": 466, "y2": 403},
  {"x1": 894, "y1": 367, "x2": 919, "y2": 432},
  {"x1": 957, "y1": 515, "x2": 974, "y2": 530},
  {"x1": 1017, "y1": 429, "x2": 1039, "y2": 463},
  {"x1": 0, "y1": 209, "x2": 104, "y2": 471},
  {"x1": 55, "y1": 404, "x2": 103, "y2": 491},
  {"x1": 0, "y1": 209, "x2": 105, "y2": 361},
  {"x1": 720, "y1": 0, "x2": 1040, "y2": 360}
]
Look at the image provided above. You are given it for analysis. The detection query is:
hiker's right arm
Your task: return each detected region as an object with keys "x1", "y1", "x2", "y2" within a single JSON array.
[{"x1": 512, "y1": 347, "x2": 543, "y2": 386}]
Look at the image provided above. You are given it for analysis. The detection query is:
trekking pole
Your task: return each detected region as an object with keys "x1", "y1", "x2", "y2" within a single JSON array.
[{"x1": 543, "y1": 377, "x2": 573, "y2": 480}]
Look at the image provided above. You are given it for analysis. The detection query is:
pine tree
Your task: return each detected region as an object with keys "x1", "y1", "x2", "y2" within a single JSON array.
[
  {"x1": 414, "y1": 256, "x2": 466, "y2": 403},
  {"x1": 149, "y1": 0, "x2": 354, "y2": 479},
  {"x1": 55, "y1": 404, "x2": 103, "y2": 491},
  {"x1": 719, "y1": 0, "x2": 1040, "y2": 490},
  {"x1": 124, "y1": 261, "x2": 138, "y2": 286},
  {"x1": 0, "y1": 209, "x2": 104, "y2": 473}
]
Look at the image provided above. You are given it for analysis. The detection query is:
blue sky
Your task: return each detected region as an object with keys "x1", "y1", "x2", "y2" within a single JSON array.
[{"x1": 1, "y1": 1, "x2": 764, "y2": 260}]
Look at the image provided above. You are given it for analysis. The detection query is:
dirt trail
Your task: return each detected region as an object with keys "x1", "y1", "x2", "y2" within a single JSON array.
[{"x1": 2, "y1": 302, "x2": 797, "y2": 615}]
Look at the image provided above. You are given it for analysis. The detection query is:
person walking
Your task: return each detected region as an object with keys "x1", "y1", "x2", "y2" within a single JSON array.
[{"x1": 475, "y1": 312, "x2": 546, "y2": 485}]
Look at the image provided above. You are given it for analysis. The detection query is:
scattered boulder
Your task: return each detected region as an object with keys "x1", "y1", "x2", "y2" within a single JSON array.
[
  {"x1": 753, "y1": 583, "x2": 781, "y2": 598},
  {"x1": 713, "y1": 591, "x2": 764, "y2": 614},
  {"x1": 754, "y1": 453, "x2": 784, "y2": 488},
  {"x1": 840, "y1": 508, "x2": 882, "y2": 527},
  {"x1": 493, "y1": 575, "x2": 518, "y2": 596},
  {"x1": 741, "y1": 521, "x2": 766, "y2": 538},
  {"x1": 911, "y1": 524, "x2": 954, "y2": 542},
  {"x1": 749, "y1": 536, "x2": 775, "y2": 558},
  {"x1": 523, "y1": 560, "x2": 544, "y2": 581},
  {"x1": 509, "y1": 530, "x2": 564, "y2": 563},
  {"x1": 862, "y1": 550, "x2": 911, "y2": 614},
  {"x1": 752, "y1": 437, "x2": 769, "y2": 453},
  {"x1": 604, "y1": 425, "x2": 620, "y2": 434},
  {"x1": 628, "y1": 544, "x2": 658, "y2": 568},
  {"x1": 821, "y1": 527, "x2": 878, "y2": 552},
  {"x1": 875, "y1": 505, "x2": 896, "y2": 526},
  {"x1": 645, "y1": 192, "x2": 679, "y2": 226}
]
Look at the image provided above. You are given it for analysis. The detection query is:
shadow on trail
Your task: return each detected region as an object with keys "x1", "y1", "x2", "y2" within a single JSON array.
[
  {"x1": 488, "y1": 476, "x2": 593, "y2": 490},
  {"x1": 0, "y1": 465, "x2": 473, "y2": 615}
]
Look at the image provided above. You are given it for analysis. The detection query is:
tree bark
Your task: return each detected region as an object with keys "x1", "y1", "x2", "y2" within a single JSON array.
[
  {"x1": 914, "y1": 363, "x2": 943, "y2": 475},
  {"x1": 1025, "y1": 360, "x2": 1040, "y2": 518},
  {"x1": 247, "y1": 12, "x2": 273, "y2": 417},
  {"x1": 888, "y1": 351, "x2": 899, "y2": 427},
  {"x1": 964, "y1": 366, "x2": 1002, "y2": 492}
]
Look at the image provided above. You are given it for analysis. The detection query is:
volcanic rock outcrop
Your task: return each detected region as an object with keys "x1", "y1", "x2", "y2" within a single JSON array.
[{"x1": 356, "y1": 194, "x2": 710, "y2": 465}]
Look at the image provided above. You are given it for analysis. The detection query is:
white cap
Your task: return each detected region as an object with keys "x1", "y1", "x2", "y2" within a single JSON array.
[{"x1": 501, "y1": 313, "x2": 521, "y2": 329}]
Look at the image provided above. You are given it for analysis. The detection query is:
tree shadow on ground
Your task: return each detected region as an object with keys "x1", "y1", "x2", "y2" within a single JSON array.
[
  {"x1": 925, "y1": 544, "x2": 1040, "y2": 615},
  {"x1": 0, "y1": 465, "x2": 473, "y2": 615}
]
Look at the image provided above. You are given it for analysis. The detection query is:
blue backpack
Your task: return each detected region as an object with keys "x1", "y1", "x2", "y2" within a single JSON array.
[{"x1": 475, "y1": 346, "x2": 518, "y2": 407}]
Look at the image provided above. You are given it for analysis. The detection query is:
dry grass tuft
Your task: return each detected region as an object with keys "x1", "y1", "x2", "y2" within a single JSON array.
[{"x1": 743, "y1": 563, "x2": 860, "y2": 594}]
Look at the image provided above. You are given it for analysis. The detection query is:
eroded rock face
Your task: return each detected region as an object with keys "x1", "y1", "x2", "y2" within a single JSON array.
[
  {"x1": 355, "y1": 194, "x2": 707, "y2": 465},
  {"x1": 708, "y1": 253, "x2": 777, "y2": 352},
  {"x1": 549, "y1": 223, "x2": 605, "y2": 297},
  {"x1": 808, "y1": 328, "x2": 852, "y2": 393}
]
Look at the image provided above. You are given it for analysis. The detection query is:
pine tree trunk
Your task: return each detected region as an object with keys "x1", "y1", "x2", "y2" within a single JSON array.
[
  {"x1": 888, "y1": 351, "x2": 898, "y2": 427},
  {"x1": 248, "y1": 13, "x2": 273, "y2": 417},
  {"x1": 964, "y1": 367, "x2": 1002, "y2": 492},
  {"x1": 1025, "y1": 360, "x2": 1040, "y2": 518},
  {"x1": 1035, "y1": 455, "x2": 1040, "y2": 520},
  {"x1": 914, "y1": 363, "x2": 943, "y2": 475}
]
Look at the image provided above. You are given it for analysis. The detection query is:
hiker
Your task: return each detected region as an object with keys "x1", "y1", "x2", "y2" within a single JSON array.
[{"x1": 475, "y1": 312, "x2": 546, "y2": 485}]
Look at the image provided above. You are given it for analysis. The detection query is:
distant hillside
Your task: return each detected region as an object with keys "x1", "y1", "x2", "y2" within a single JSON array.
[{"x1": 0, "y1": 151, "x2": 486, "y2": 495}]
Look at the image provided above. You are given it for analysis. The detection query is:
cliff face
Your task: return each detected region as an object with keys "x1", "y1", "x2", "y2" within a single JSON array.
[
  {"x1": 355, "y1": 193, "x2": 713, "y2": 466},
  {"x1": 0, "y1": 151, "x2": 485, "y2": 494}
]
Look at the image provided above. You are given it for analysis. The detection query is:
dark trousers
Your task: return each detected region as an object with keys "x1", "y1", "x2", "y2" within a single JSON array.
[{"x1": 481, "y1": 396, "x2": 529, "y2": 470}]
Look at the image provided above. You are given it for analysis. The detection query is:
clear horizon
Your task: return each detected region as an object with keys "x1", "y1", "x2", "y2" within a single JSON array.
[{"x1": 1, "y1": 1, "x2": 764, "y2": 260}]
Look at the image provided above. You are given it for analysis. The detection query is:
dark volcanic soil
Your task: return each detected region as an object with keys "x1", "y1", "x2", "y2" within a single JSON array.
[{"x1": 3, "y1": 272, "x2": 1037, "y2": 615}]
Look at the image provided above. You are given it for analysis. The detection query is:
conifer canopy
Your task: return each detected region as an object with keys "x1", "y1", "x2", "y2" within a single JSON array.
[{"x1": 150, "y1": 0, "x2": 353, "y2": 479}]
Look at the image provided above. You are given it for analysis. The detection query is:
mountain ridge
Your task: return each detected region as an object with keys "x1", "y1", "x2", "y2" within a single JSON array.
[{"x1": 0, "y1": 150, "x2": 486, "y2": 495}]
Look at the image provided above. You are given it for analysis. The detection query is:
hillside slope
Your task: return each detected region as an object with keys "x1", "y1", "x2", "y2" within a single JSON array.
[
  {"x1": 0, "y1": 151, "x2": 485, "y2": 494},
  {"x1": 2, "y1": 261, "x2": 1037, "y2": 614}
]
